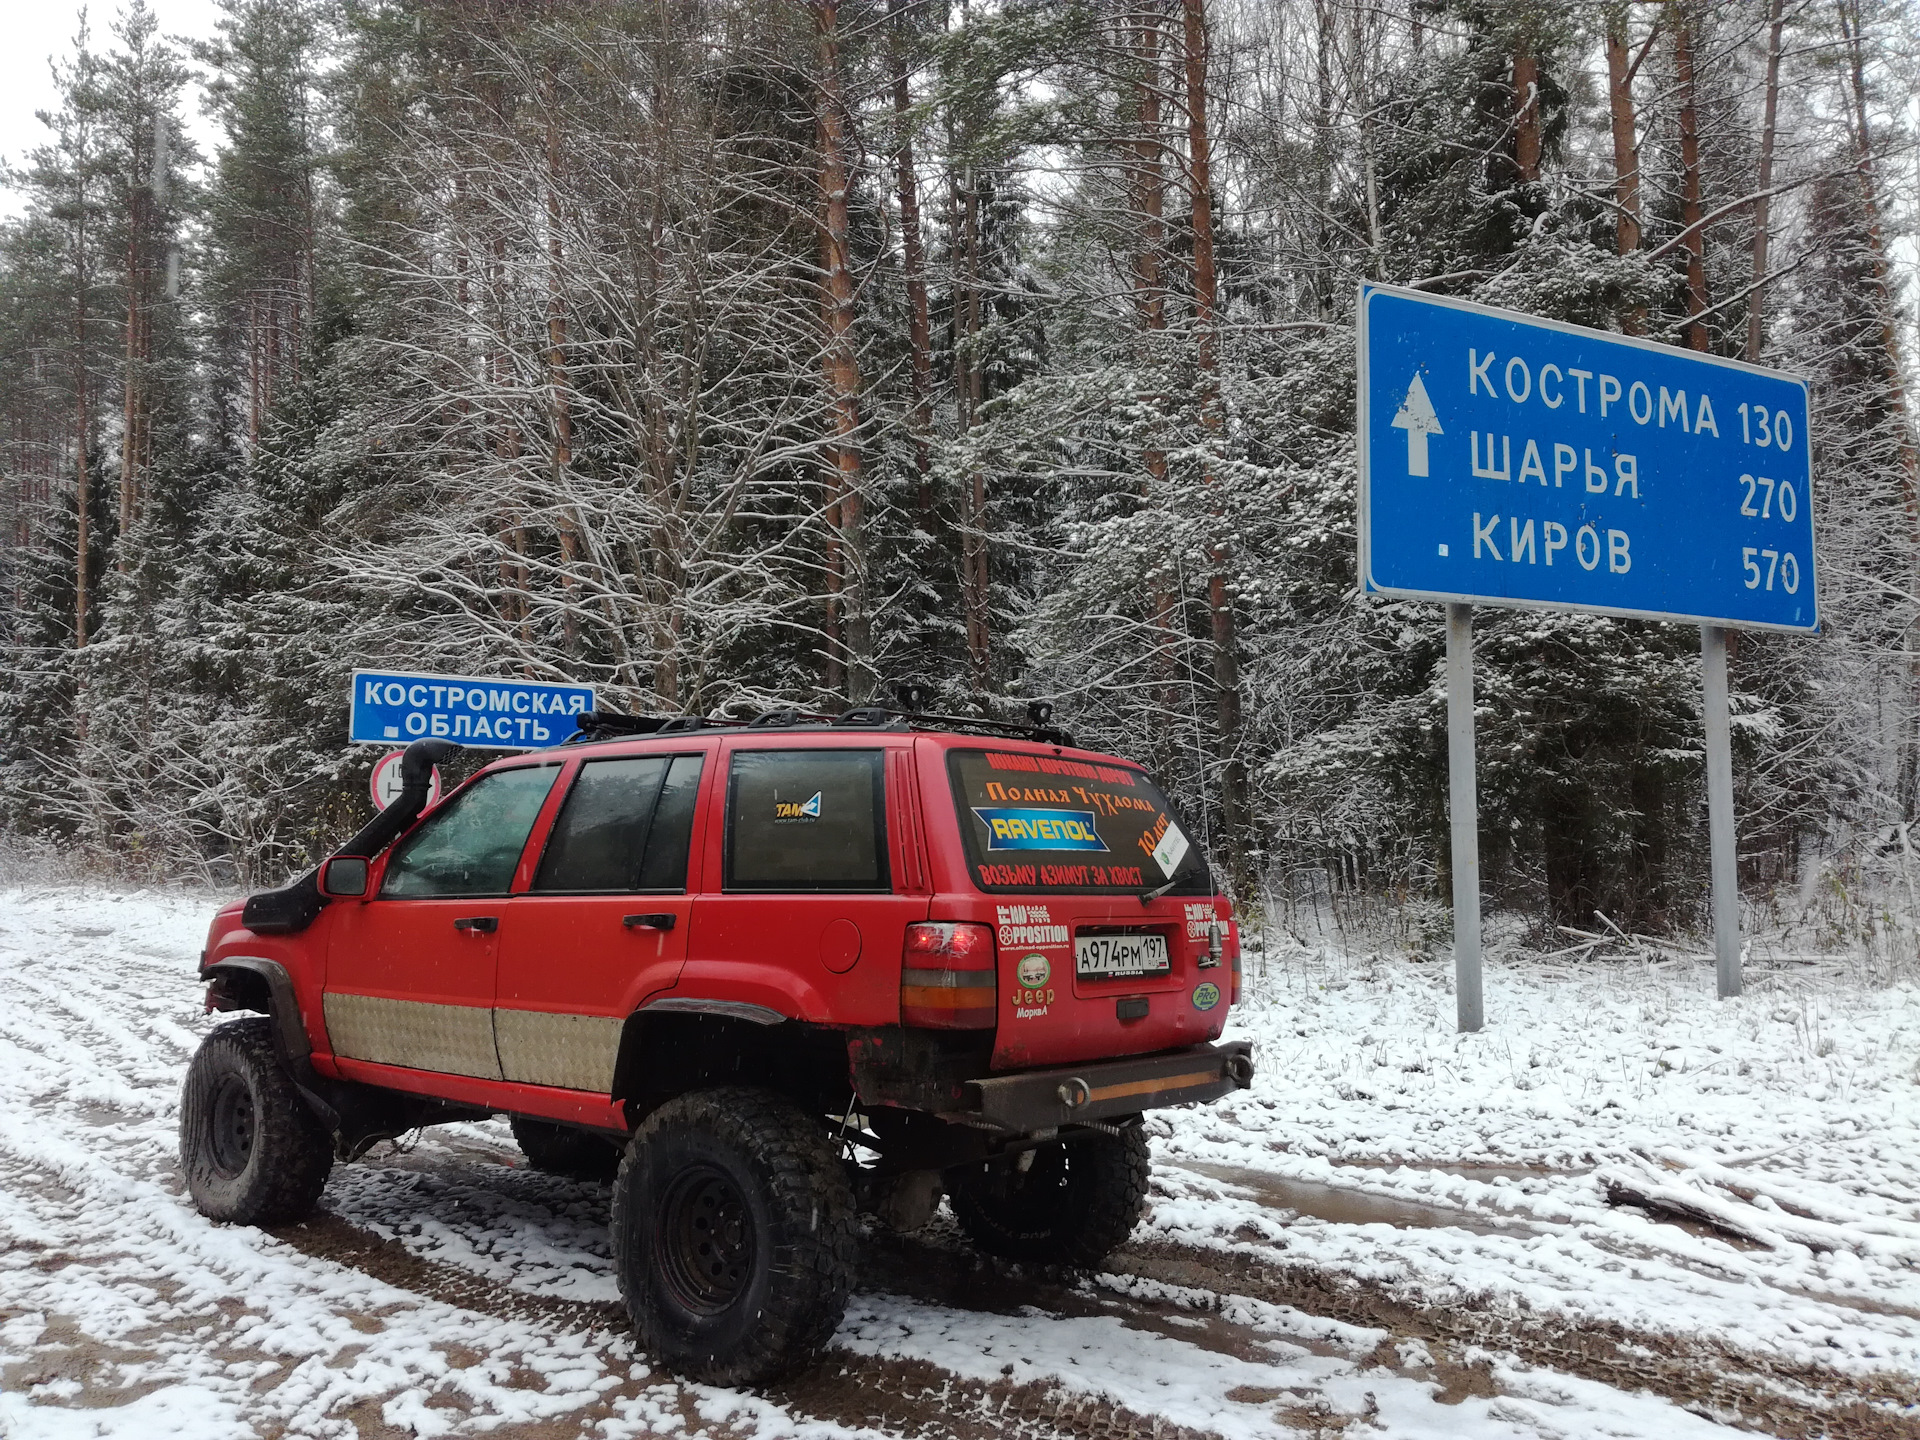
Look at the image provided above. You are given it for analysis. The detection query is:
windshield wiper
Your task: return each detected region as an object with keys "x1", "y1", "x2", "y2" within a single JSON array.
[{"x1": 1140, "y1": 873, "x2": 1182, "y2": 904}]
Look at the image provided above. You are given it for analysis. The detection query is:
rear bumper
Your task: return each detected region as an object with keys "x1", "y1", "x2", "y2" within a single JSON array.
[{"x1": 962, "y1": 1040, "x2": 1253, "y2": 1131}]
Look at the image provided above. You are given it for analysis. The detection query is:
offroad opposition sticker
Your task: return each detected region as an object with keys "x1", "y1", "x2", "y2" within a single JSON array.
[
  {"x1": 1191, "y1": 981, "x2": 1222, "y2": 1011},
  {"x1": 972, "y1": 807, "x2": 1108, "y2": 852}
]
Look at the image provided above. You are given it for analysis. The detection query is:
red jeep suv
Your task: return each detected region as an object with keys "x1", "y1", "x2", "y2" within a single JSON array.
[{"x1": 181, "y1": 703, "x2": 1252, "y2": 1384}]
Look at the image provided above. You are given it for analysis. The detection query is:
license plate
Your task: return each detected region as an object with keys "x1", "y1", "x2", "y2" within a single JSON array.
[{"x1": 1075, "y1": 933, "x2": 1170, "y2": 978}]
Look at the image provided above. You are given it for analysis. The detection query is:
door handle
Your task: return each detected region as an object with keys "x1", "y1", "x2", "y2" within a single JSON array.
[
  {"x1": 623, "y1": 912, "x2": 676, "y2": 931},
  {"x1": 453, "y1": 916, "x2": 499, "y2": 934}
]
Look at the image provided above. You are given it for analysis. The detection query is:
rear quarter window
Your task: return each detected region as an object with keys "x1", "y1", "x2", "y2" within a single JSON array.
[
  {"x1": 947, "y1": 748, "x2": 1210, "y2": 895},
  {"x1": 726, "y1": 749, "x2": 888, "y2": 892}
]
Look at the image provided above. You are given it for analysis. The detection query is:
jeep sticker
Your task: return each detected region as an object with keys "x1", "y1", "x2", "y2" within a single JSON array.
[
  {"x1": 971, "y1": 806, "x2": 1107, "y2": 852},
  {"x1": 1015, "y1": 953, "x2": 1050, "y2": 988}
]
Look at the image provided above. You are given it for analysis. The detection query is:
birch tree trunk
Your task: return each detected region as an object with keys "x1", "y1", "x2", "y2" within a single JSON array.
[
  {"x1": 1604, "y1": 8, "x2": 1642, "y2": 257},
  {"x1": 957, "y1": 175, "x2": 989, "y2": 694},
  {"x1": 1511, "y1": 40, "x2": 1541, "y2": 183},
  {"x1": 1674, "y1": 5, "x2": 1711, "y2": 352},
  {"x1": 1182, "y1": 0, "x2": 1246, "y2": 879},
  {"x1": 812, "y1": 0, "x2": 871, "y2": 703},
  {"x1": 545, "y1": 88, "x2": 581, "y2": 654},
  {"x1": 887, "y1": 0, "x2": 933, "y2": 515},
  {"x1": 1744, "y1": 0, "x2": 1784, "y2": 363},
  {"x1": 1131, "y1": 4, "x2": 1179, "y2": 682}
]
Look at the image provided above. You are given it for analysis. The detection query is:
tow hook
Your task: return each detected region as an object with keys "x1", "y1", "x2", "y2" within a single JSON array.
[
  {"x1": 1224, "y1": 1052, "x2": 1254, "y2": 1086},
  {"x1": 1056, "y1": 1077, "x2": 1091, "y2": 1109}
]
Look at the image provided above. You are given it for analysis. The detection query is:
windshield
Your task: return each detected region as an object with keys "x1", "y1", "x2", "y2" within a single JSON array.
[{"x1": 946, "y1": 748, "x2": 1211, "y2": 896}]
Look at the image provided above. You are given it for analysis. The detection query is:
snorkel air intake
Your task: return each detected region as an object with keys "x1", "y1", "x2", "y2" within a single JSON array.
[{"x1": 240, "y1": 738, "x2": 461, "y2": 935}]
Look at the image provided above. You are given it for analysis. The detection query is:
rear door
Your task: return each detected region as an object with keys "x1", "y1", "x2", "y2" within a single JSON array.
[
  {"x1": 323, "y1": 763, "x2": 561, "y2": 1082},
  {"x1": 684, "y1": 740, "x2": 928, "y2": 1027},
  {"x1": 940, "y1": 746, "x2": 1226, "y2": 1069},
  {"x1": 495, "y1": 749, "x2": 712, "y2": 1094}
]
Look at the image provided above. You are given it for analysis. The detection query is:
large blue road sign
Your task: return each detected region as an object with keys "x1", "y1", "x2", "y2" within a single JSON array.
[
  {"x1": 350, "y1": 669, "x2": 595, "y2": 750},
  {"x1": 1359, "y1": 283, "x2": 1816, "y2": 632}
]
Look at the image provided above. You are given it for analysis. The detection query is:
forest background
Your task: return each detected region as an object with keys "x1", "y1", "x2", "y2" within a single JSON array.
[{"x1": 0, "y1": 0, "x2": 1915, "y2": 954}]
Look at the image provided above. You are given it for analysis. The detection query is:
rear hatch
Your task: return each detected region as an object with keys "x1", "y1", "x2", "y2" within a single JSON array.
[{"x1": 942, "y1": 746, "x2": 1230, "y2": 1070}]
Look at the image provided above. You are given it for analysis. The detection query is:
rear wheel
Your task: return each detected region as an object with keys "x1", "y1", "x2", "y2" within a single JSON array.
[
  {"x1": 510, "y1": 1116, "x2": 622, "y2": 1180},
  {"x1": 946, "y1": 1124, "x2": 1149, "y2": 1267},
  {"x1": 179, "y1": 1017, "x2": 333, "y2": 1225},
  {"x1": 610, "y1": 1088, "x2": 856, "y2": 1385}
]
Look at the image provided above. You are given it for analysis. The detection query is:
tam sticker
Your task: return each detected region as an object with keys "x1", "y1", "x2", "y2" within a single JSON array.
[
  {"x1": 1016, "y1": 953, "x2": 1050, "y2": 988},
  {"x1": 1191, "y1": 981, "x2": 1221, "y2": 1012},
  {"x1": 774, "y1": 791, "x2": 822, "y2": 821}
]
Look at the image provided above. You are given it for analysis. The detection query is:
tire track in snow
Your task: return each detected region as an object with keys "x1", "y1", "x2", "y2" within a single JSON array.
[
  {"x1": 298, "y1": 1124, "x2": 1912, "y2": 1438},
  {"x1": 1116, "y1": 1236, "x2": 1920, "y2": 1440},
  {"x1": 271, "y1": 1208, "x2": 1228, "y2": 1440}
]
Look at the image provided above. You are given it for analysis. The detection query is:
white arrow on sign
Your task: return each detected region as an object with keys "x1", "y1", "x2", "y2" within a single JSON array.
[{"x1": 1390, "y1": 372, "x2": 1443, "y2": 477}]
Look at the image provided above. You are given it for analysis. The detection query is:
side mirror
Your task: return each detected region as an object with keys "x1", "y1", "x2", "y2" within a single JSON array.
[{"x1": 318, "y1": 855, "x2": 369, "y2": 899}]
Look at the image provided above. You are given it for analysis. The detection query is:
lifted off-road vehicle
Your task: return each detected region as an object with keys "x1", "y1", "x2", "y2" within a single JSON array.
[{"x1": 182, "y1": 703, "x2": 1252, "y2": 1383}]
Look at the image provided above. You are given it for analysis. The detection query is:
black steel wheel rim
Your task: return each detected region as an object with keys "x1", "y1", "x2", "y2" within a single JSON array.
[
  {"x1": 207, "y1": 1073, "x2": 257, "y2": 1178},
  {"x1": 655, "y1": 1163, "x2": 755, "y2": 1315}
]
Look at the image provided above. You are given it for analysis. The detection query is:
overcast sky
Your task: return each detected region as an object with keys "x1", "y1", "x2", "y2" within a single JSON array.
[{"x1": 0, "y1": 0, "x2": 227, "y2": 218}]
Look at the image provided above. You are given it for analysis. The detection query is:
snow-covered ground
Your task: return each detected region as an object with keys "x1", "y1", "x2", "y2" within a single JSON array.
[{"x1": 0, "y1": 887, "x2": 1914, "y2": 1438}]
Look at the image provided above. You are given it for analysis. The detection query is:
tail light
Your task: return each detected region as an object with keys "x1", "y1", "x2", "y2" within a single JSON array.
[
  {"x1": 1225, "y1": 917, "x2": 1242, "y2": 1004},
  {"x1": 900, "y1": 922, "x2": 996, "y2": 1029}
]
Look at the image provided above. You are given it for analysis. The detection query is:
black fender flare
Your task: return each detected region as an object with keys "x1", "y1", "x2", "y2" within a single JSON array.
[{"x1": 201, "y1": 957, "x2": 337, "y2": 1130}]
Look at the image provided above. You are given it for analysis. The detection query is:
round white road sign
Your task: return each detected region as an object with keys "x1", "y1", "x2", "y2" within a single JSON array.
[{"x1": 370, "y1": 750, "x2": 443, "y2": 812}]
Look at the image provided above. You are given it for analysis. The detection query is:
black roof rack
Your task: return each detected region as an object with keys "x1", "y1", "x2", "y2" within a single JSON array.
[{"x1": 567, "y1": 696, "x2": 1074, "y2": 748}]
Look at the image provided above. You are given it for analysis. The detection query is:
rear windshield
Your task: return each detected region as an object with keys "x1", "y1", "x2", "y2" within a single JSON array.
[{"x1": 947, "y1": 748, "x2": 1211, "y2": 895}]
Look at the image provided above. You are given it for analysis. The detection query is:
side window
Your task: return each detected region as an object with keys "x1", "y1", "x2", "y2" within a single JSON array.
[
  {"x1": 534, "y1": 754, "x2": 705, "y2": 893},
  {"x1": 726, "y1": 749, "x2": 888, "y2": 892},
  {"x1": 382, "y1": 766, "x2": 559, "y2": 899}
]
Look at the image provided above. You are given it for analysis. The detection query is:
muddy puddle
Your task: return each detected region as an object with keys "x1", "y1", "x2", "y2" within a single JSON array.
[{"x1": 1177, "y1": 1161, "x2": 1528, "y2": 1236}]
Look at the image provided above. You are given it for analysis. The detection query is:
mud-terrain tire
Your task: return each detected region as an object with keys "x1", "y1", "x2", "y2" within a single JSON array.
[
  {"x1": 610, "y1": 1087, "x2": 856, "y2": 1386},
  {"x1": 946, "y1": 1123, "x2": 1150, "y2": 1267},
  {"x1": 179, "y1": 1017, "x2": 333, "y2": 1225},
  {"x1": 510, "y1": 1116, "x2": 622, "y2": 1179}
]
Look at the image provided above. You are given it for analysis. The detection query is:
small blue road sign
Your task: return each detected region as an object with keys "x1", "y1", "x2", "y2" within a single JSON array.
[
  {"x1": 1359, "y1": 283, "x2": 1816, "y2": 632},
  {"x1": 350, "y1": 669, "x2": 594, "y2": 750}
]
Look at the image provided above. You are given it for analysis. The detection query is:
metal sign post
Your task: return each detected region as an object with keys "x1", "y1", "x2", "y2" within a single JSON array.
[
  {"x1": 1358, "y1": 283, "x2": 1815, "y2": 1024},
  {"x1": 1700, "y1": 627, "x2": 1741, "y2": 997},
  {"x1": 1447, "y1": 603, "x2": 1484, "y2": 1032}
]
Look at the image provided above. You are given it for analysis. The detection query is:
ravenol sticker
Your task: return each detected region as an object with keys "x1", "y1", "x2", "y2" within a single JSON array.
[
  {"x1": 1191, "y1": 981, "x2": 1221, "y2": 1012},
  {"x1": 775, "y1": 791, "x2": 822, "y2": 821},
  {"x1": 972, "y1": 807, "x2": 1108, "y2": 852},
  {"x1": 1016, "y1": 953, "x2": 1051, "y2": 988}
]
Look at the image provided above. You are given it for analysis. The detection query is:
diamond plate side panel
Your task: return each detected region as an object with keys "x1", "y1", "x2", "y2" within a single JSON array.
[
  {"x1": 323, "y1": 992, "x2": 502, "y2": 1080},
  {"x1": 494, "y1": 1009, "x2": 622, "y2": 1093}
]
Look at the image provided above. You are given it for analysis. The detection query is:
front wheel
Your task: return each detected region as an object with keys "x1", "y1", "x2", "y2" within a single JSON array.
[
  {"x1": 179, "y1": 1017, "x2": 334, "y2": 1225},
  {"x1": 946, "y1": 1124, "x2": 1150, "y2": 1267},
  {"x1": 610, "y1": 1088, "x2": 856, "y2": 1386}
]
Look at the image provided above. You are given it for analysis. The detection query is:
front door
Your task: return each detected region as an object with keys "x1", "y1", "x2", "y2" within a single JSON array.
[
  {"x1": 496, "y1": 750, "x2": 711, "y2": 1094},
  {"x1": 324, "y1": 762, "x2": 561, "y2": 1083}
]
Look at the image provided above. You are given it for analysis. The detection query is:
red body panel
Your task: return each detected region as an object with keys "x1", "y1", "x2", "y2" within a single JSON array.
[
  {"x1": 208, "y1": 724, "x2": 1235, "y2": 1118},
  {"x1": 330, "y1": 1055, "x2": 627, "y2": 1130},
  {"x1": 680, "y1": 735, "x2": 931, "y2": 1027}
]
